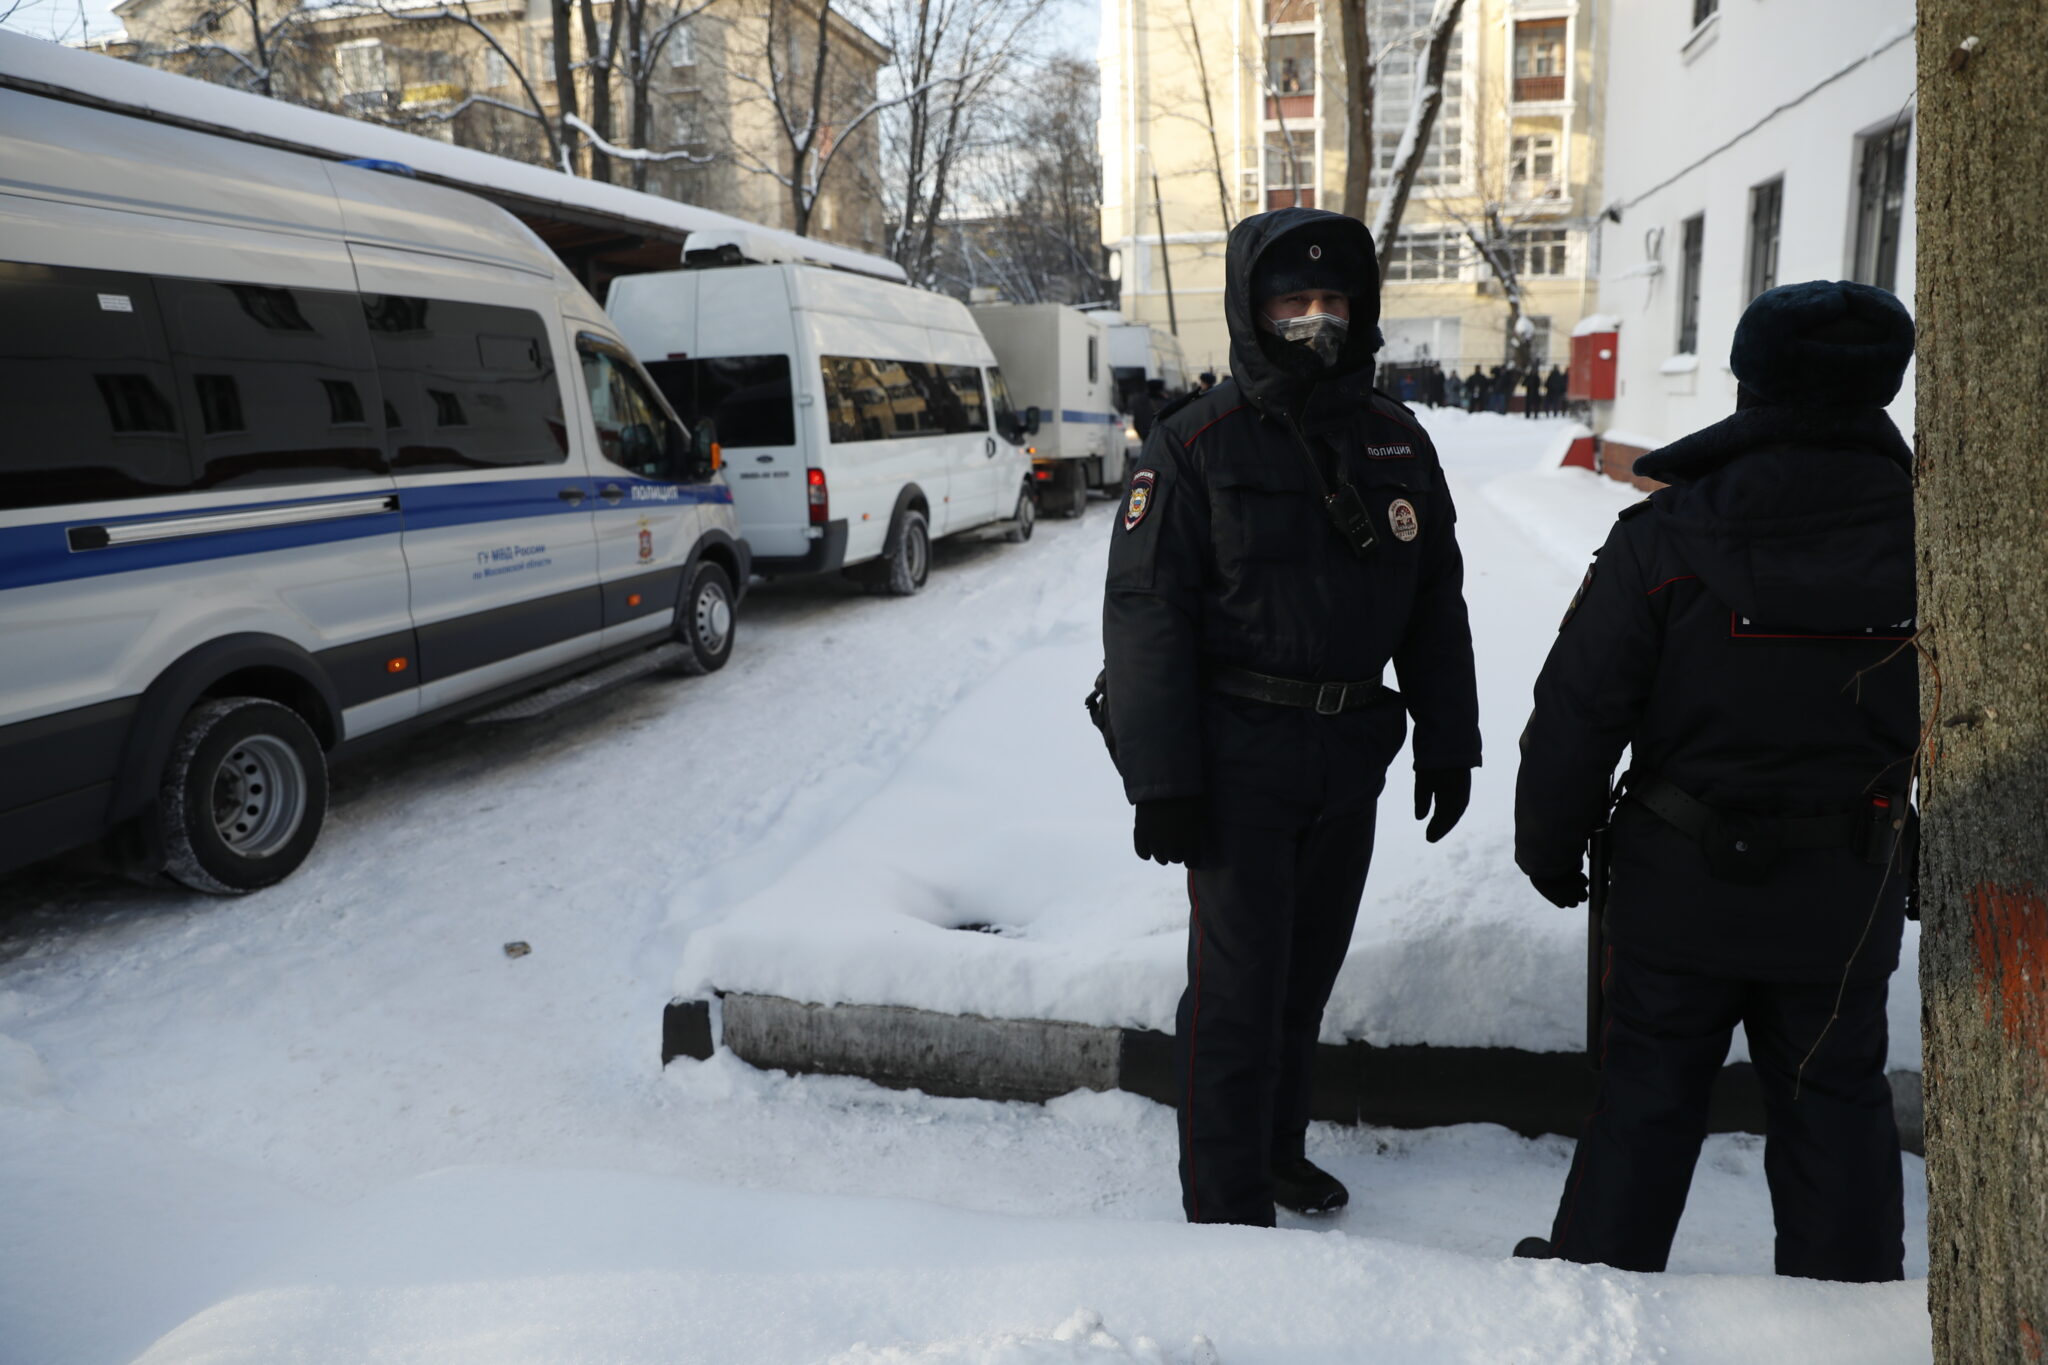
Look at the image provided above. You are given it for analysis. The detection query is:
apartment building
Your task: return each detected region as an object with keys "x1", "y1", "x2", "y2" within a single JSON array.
[
  {"x1": 1099, "y1": 0, "x2": 1607, "y2": 379},
  {"x1": 90, "y1": 0, "x2": 889, "y2": 254}
]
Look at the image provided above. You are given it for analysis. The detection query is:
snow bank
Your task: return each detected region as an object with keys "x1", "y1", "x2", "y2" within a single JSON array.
[
  {"x1": 676, "y1": 412, "x2": 1921, "y2": 1067},
  {"x1": 1571, "y1": 314, "x2": 1621, "y2": 337},
  {"x1": 130, "y1": 1162, "x2": 1931, "y2": 1365}
]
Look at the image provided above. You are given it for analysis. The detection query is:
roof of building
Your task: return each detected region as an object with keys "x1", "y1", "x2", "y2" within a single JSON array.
[{"x1": 0, "y1": 30, "x2": 907, "y2": 284}]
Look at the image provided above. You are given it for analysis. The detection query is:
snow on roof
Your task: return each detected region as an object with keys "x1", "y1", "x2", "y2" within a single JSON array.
[
  {"x1": 1571, "y1": 313, "x2": 1621, "y2": 337},
  {"x1": 0, "y1": 30, "x2": 907, "y2": 284}
]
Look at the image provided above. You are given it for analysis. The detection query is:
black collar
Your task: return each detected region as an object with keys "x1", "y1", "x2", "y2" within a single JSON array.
[{"x1": 1633, "y1": 405, "x2": 1912, "y2": 482}]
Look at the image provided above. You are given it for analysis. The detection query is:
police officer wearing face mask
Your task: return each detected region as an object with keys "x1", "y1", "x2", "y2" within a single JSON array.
[
  {"x1": 1102, "y1": 207, "x2": 1481, "y2": 1227},
  {"x1": 1511, "y1": 280, "x2": 1919, "y2": 1281}
]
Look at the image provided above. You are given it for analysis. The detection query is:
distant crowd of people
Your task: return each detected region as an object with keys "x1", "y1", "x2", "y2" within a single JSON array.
[{"x1": 1380, "y1": 360, "x2": 1572, "y2": 417}]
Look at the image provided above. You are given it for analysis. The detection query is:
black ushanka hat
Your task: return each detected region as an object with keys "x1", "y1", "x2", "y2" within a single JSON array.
[{"x1": 1730, "y1": 280, "x2": 1915, "y2": 409}]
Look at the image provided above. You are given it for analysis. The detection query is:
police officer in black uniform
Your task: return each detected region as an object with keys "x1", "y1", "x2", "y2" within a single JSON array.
[
  {"x1": 1103, "y1": 207, "x2": 1481, "y2": 1227},
  {"x1": 1512, "y1": 280, "x2": 1918, "y2": 1281}
]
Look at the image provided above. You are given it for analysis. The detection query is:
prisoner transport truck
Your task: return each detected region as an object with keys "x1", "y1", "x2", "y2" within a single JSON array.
[{"x1": 968, "y1": 303, "x2": 1123, "y2": 518}]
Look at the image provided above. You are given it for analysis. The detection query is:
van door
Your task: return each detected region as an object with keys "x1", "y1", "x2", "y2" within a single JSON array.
[
  {"x1": 572, "y1": 330, "x2": 709, "y2": 652},
  {"x1": 350, "y1": 247, "x2": 601, "y2": 707}
]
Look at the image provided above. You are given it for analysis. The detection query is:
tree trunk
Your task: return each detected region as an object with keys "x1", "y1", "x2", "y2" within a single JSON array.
[
  {"x1": 550, "y1": 0, "x2": 580, "y2": 174},
  {"x1": 1338, "y1": 0, "x2": 1371, "y2": 222},
  {"x1": 1370, "y1": 0, "x2": 1464, "y2": 248},
  {"x1": 1916, "y1": 5, "x2": 2048, "y2": 1361},
  {"x1": 628, "y1": 0, "x2": 651, "y2": 191},
  {"x1": 576, "y1": 0, "x2": 615, "y2": 183}
]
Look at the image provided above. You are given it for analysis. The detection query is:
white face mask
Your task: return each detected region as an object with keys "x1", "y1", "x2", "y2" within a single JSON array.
[{"x1": 1263, "y1": 310, "x2": 1350, "y2": 367}]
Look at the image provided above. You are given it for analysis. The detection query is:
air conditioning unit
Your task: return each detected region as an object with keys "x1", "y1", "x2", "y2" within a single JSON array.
[{"x1": 1239, "y1": 168, "x2": 1260, "y2": 204}]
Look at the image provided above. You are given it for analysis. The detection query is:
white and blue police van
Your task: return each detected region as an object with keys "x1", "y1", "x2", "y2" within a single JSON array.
[
  {"x1": 969, "y1": 303, "x2": 1124, "y2": 518},
  {"x1": 604, "y1": 244, "x2": 1039, "y2": 594},
  {"x1": 0, "y1": 90, "x2": 748, "y2": 893}
]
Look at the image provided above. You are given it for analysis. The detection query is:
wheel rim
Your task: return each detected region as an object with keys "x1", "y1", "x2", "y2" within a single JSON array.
[
  {"x1": 209, "y1": 733, "x2": 307, "y2": 859},
  {"x1": 1019, "y1": 494, "x2": 1035, "y2": 531},
  {"x1": 907, "y1": 523, "x2": 929, "y2": 582},
  {"x1": 695, "y1": 582, "x2": 733, "y2": 653}
]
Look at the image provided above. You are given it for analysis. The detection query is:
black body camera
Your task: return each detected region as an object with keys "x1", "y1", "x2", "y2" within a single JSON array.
[{"x1": 1324, "y1": 484, "x2": 1379, "y2": 558}]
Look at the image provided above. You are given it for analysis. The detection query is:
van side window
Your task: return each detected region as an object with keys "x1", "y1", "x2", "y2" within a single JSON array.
[
  {"x1": 157, "y1": 277, "x2": 386, "y2": 489},
  {"x1": 579, "y1": 343, "x2": 680, "y2": 477},
  {"x1": 1087, "y1": 337, "x2": 1100, "y2": 385},
  {"x1": 364, "y1": 296, "x2": 568, "y2": 472},
  {"x1": 0, "y1": 261, "x2": 194, "y2": 508},
  {"x1": 988, "y1": 367, "x2": 1021, "y2": 440},
  {"x1": 936, "y1": 365, "x2": 989, "y2": 433},
  {"x1": 644, "y1": 354, "x2": 795, "y2": 448},
  {"x1": 821, "y1": 355, "x2": 988, "y2": 442}
]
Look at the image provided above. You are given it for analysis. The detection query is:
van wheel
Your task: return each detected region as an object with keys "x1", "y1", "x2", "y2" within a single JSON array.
[
  {"x1": 1064, "y1": 477, "x2": 1089, "y2": 519},
  {"x1": 1005, "y1": 485, "x2": 1036, "y2": 543},
  {"x1": 159, "y1": 698, "x2": 328, "y2": 895},
  {"x1": 866, "y1": 506, "x2": 930, "y2": 596},
  {"x1": 667, "y1": 561, "x2": 737, "y2": 676}
]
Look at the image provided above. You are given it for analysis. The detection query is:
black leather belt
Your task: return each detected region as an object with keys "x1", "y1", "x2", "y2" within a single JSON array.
[
  {"x1": 1205, "y1": 664, "x2": 1386, "y2": 715},
  {"x1": 1628, "y1": 774, "x2": 1904, "y2": 883}
]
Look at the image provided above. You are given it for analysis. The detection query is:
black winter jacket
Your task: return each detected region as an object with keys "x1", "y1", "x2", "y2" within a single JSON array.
[
  {"x1": 1103, "y1": 209, "x2": 1481, "y2": 820},
  {"x1": 1516, "y1": 405, "x2": 1919, "y2": 980}
]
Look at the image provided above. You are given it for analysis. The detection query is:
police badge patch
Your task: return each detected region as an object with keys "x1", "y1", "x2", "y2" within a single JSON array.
[
  {"x1": 1124, "y1": 469, "x2": 1157, "y2": 532},
  {"x1": 1387, "y1": 497, "x2": 1420, "y2": 543}
]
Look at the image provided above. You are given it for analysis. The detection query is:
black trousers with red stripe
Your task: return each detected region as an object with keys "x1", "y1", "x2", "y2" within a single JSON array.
[
  {"x1": 1175, "y1": 802, "x2": 1379, "y2": 1225},
  {"x1": 1548, "y1": 950, "x2": 1904, "y2": 1281}
]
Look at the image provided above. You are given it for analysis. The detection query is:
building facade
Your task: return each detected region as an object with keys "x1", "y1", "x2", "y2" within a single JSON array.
[
  {"x1": 1099, "y1": 0, "x2": 1607, "y2": 380},
  {"x1": 91, "y1": 0, "x2": 889, "y2": 255},
  {"x1": 1587, "y1": 0, "x2": 1915, "y2": 480}
]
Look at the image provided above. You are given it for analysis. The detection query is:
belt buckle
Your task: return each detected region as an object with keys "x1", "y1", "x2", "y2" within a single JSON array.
[{"x1": 1315, "y1": 681, "x2": 1347, "y2": 715}]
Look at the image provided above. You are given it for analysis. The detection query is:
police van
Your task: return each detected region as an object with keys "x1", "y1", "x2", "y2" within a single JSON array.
[
  {"x1": 0, "y1": 90, "x2": 747, "y2": 893},
  {"x1": 605, "y1": 247, "x2": 1038, "y2": 593},
  {"x1": 968, "y1": 303, "x2": 1124, "y2": 520}
]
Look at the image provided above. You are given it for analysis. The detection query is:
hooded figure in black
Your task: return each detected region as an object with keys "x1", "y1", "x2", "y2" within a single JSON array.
[
  {"x1": 1103, "y1": 207, "x2": 1481, "y2": 1226},
  {"x1": 1512, "y1": 279, "x2": 1919, "y2": 1282}
]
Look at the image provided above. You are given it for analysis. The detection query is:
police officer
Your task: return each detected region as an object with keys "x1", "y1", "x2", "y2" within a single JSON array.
[
  {"x1": 1103, "y1": 207, "x2": 1481, "y2": 1227},
  {"x1": 1511, "y1": 280, "x2": 1918, "y2": 1281}
]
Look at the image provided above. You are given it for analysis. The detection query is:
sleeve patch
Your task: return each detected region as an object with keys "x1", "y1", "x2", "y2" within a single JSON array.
[
  {"x1": 1123, "y1": 469, "x2": 1158, "y2": 532},
  {"x1": 1560, "y1": 563, "x2": 1595, "y2": 630}
]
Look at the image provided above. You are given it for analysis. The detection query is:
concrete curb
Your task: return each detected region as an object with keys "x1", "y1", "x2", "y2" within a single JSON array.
[{"x1": 662, "y1": 995, "x2": 1924, "y2": 1154}]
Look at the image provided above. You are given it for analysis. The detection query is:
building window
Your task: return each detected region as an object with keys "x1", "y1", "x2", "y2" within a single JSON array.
[
  {"x1": 1746, "y1": 177, "x2": 1783, "y2": 301},
  {"x1": 1510, "y1": 227, "x2": 1569, "y2": 278},
  {"x1": 1512, "y1": 19, "x2": 1566, "y2": 103},
  {"x1": 666, "y1": 18, "x2": 696, "y2": 68},
  {"x1": 482, "y1": 50, "x2": 509, "y2": 89},
  {"x1": 1372, "y1": 0, "x2": 1463, "y2": 189},
  {"x1": 1676, "y1": 213, "x2": 1705, "y2": 354},
  {"x1": 1852, "y1": 121, "x2": 1910, "y2": 292},
  {"x1": 336, "y1": 39, "x2": 390, "y2": 101},
  {"x1": 1381, "y1": 228, "x2": 1462, "y2": 283},
  {"x1": 1693, "y1": 0, "x2": 1720, "y2": 27},
  {"x1": 1266, "y1": 33, "x2": 1315, "y2": 95},
  {"x1": 1264, "y1": 130, "x2": 1314, "y2": 210},
  {"x1": 1510, "y1": 133, "x2": 1557, "y2": 189}
]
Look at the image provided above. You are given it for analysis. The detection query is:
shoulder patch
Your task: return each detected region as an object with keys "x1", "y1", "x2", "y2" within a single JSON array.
[
  {"x1": 1123, "y1": 469, "x2": 1158, "y2": 532},
  {"x1": 1618, "y1": 498, "x2": 1653, "y2": 521},
  {"x1": 1560, "y1": 563, "x2": 1595, "y2": 630}
]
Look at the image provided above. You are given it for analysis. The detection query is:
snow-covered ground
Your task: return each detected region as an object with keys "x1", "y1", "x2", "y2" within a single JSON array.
[{"x1": 0, "y1": 413, "x2": 1930, "y2": 1364}]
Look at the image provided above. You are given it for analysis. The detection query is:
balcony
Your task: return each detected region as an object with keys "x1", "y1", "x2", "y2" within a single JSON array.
[
  {"x1": 1265, "y1": 0, "x2": 1313, "y2": 24},
  {"x1": 1265, "y1": 93, "x2": 1315, "y2": 121},
  {"x1": 1266, "y1": 187, "x2": 1316, "y2": 210},
  {"x1": 1513, "y1": 74, "x2": 1565, "y2": 103}
]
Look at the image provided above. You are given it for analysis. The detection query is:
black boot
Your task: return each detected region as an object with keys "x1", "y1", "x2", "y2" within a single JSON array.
[
  {"x1": 1514, "y1": 1236, "x2": 1553, "y2": 1259},
  {"x1": 1271, "y1": 1156, "x2": 1349, "y2": 1215}
]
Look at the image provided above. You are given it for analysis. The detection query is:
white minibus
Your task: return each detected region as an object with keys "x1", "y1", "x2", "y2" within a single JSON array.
[
  {"x1": 606, "y1": 247, "x2": 1038, "y2": 593},
  {"x1": 0, "y1": 90, "x2": 747, "y2": 892}
]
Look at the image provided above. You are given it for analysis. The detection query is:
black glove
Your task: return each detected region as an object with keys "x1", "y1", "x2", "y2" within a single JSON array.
[
  {"x1": 1529, "y1": 871, "x2": 1589, "y2": 908},
  {"x1": 1413, "y1": 768, "x2": 1472, "y2": 844},
  {"x1": 1133, "y1": 796, "x2": 1206, "y2": 867}
]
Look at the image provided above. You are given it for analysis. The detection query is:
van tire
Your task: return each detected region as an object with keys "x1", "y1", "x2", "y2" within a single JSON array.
[
  {"x1": 866, "y1": 506, "x2": 930, "y2": 596},
  {"x1": 1004, "y1": 484, "x2": 1036, "y2": 543},
  {"x1": 159, "y1": 698, "x2": 328, "y2": 895},
  {"x1": 667, "y1": 561, "x2": 737, "y2": 676}
]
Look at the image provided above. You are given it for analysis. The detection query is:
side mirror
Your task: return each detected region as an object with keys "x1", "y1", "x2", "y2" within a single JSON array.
[
  {"x1": 1025, "y1": 405, "x2": 1041, "y2": 436},
  {"x1": 690, "y1": 419, "x2": 721, "y2": 480}
]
